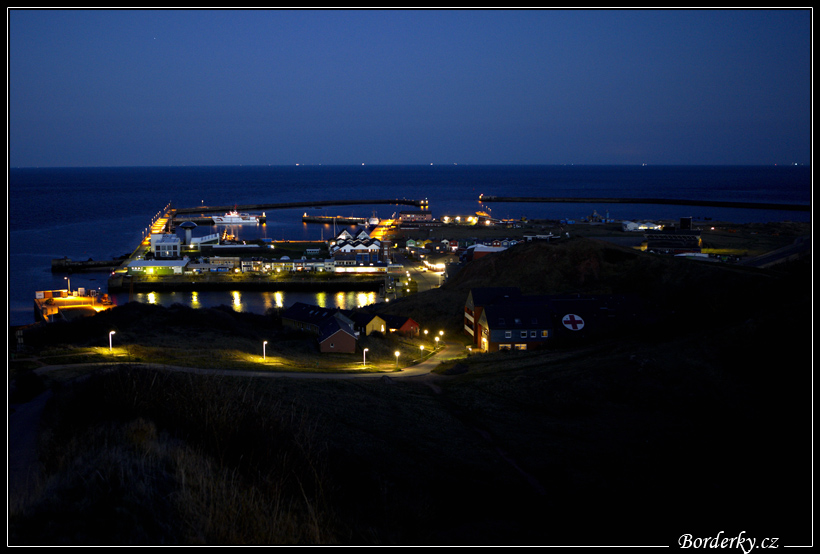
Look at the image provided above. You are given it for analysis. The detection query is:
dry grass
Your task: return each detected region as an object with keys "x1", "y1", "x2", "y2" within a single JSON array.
[{"x1": 10, "y1": 367, "x2": 340, "y2": 545}]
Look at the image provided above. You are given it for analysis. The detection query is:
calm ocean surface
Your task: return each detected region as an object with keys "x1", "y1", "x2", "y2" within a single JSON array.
[{"x1": 8, "y1": 164, "x2": 811, "y2": 326}]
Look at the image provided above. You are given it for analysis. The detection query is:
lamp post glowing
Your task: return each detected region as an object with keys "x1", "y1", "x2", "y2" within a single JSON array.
[
  {"x1": 64, "y1": 276, "x2": 70, "y2": 294},
  {"x1": 363, "y1": 348, "x2": 369, "y2": 368},
  {"x1": 108, "y1": 331, "x2": 115, "y2": 351},
  {"x1": 420, "y1": 345, "x2": 424, "y2": 359},
  {"x1": 263, "y1": 340, "x2": 268, "y2": 361},
  {"x1": 435, "y1": 336, "x2": 439, "y2": 350},
  {"x1": 395, "y1": 350, "x2": 400, "y2": 369}
]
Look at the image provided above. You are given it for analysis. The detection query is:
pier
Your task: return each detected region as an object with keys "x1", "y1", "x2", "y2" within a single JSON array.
[
  {"x1": 478, "y1": 195, "x2": 811, "y2": 212},
  {"x1": 51, "y1": 203, "x2": 173, "y2": 273},
  {"x1": 174, "y1": 198, "x2": 426, "y2": 217},
  {"x1": 51, "y1": 257, "x2": 126, "y2": 273}
]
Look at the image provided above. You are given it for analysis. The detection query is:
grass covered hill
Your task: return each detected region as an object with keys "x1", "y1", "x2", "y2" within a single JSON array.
[
  {"x1": 9, "y1": 237, "x2": 812, "y2": 545},
  {"x1": 374, "y1": 236, "x2": 808, "y2": 339}
]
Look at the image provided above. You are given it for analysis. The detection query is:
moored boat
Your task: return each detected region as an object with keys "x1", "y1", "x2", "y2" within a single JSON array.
[{"x1": 212, "y1": 210, "x2": 260, "y2": 224}]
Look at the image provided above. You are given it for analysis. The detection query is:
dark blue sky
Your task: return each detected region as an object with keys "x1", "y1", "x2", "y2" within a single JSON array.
[{"x1": 8, "y1": 9, "x2": 812, "y2": 167}]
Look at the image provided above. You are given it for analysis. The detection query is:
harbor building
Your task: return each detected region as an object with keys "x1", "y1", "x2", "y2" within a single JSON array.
[
  {"x1": 126, "y1": 259, "x2": 188, "y2": 275},
  {"x1": 150, "y1": 233, "x2": 181, "y2": 258}
]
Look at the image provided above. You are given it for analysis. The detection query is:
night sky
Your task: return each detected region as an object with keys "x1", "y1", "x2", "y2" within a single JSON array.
[{"x1": 8, "y1": 9, "x2": 812, "y2": 168}]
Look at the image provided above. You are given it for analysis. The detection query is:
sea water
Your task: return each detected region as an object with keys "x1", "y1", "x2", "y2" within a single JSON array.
[{"x1": 8, "y1": 164, "x2": 811, "y2": 326}]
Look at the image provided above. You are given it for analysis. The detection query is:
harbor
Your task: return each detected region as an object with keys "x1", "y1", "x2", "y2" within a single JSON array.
[
  {"x1": 17, "y1": 165, "x2": 810, "y2": 328},
  {"x1": 41, "y1": 199, "x2": 423, "y2": 319}
]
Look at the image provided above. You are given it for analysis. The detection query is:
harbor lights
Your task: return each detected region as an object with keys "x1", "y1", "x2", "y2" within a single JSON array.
[
  {"x1": 395, "y1": 351, "x2": 400, "y2": 369},
  {"x1": 362, "y1": 348, "x2": 369, "y2": 368},
  {"x1": 263, "y1": 340, "x2": 268, "y2": 361},
  {"x1": 108, "y1": 330, "x2": 115, "y2": 351}
]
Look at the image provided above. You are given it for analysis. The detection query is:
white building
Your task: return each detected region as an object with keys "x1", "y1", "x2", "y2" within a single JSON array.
[
  {"x1": 329, "y1": 228, "x2": 382, "y2": 259},
  {"x1": 150, "y1": 233, "x2": 181, "y2": 258},
  {"x1": 622, "y1": 221, "x2": 663, "y2": 232}
]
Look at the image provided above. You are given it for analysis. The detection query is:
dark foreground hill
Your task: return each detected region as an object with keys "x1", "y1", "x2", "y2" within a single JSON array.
[{"x1": 9, "y1": 238, "x2": 812, "y2": 546}]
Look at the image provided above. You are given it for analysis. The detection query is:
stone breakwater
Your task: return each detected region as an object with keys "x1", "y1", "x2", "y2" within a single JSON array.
[{"x1": 478, "y1": 195, "x2": 810, "y2": 211}]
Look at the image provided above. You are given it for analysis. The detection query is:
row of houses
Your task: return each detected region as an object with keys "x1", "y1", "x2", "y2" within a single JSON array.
[
  {"x1": 329, "y1": 228, "x2": 385, "y2": 264},
  {"x1": 281, "y1": 301, "x2": 420, "y2": 353},
  {"x1": 126, "y1": 252, "x2": 405, "y2": 276},
  {"x1": 464, "y1": 287, "x2": 644, "y2": 352}
]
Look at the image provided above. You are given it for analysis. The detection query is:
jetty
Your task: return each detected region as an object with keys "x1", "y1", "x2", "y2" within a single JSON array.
[
  {"x1": 174, "y1": 198, "x2": 426, "y2": 217},
  {"x1": 478, "y1": 195, "x2": 810, "y2": 212},
  {"x1": 51, "y1": 257, "x2": 127, "y2": 273}
]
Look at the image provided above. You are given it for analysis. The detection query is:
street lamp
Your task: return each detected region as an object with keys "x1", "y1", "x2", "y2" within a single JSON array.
[
  {"x1": 109, "y1": 331, "x2": 115, "y2": 351},
  {"x1": 64, "y1": 276, "x2": 70, "y2": 294},
  {"x1": 435, "y1": 336, "x2": 440, "y2": 350},
  {"x1": 363, "y1": 348, "x2": 369, "y2": 368},
  {"x1": 263, "y1": 340, "x2": 268, "y2": 361},
  {"x1": 395, "y1": 350, "x2": 400, "y2": 369},
  {"x1": 420, "y1": 345, "x2": 425, "y2": 359}
]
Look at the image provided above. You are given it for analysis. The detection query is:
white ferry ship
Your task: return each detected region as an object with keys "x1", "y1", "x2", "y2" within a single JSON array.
[{"x1": 212, "y1": 210, "x2": 260, "y2": 224}]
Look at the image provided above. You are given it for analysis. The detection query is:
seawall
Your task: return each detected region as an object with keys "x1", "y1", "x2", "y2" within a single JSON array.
[{"x1": 107, "y1": 274, "x2": 384, "y2": 293}]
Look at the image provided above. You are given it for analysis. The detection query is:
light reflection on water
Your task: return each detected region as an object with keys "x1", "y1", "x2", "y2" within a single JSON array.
[{"x1": 122, "y1": 289, "x2": 381, "y2": 315}]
